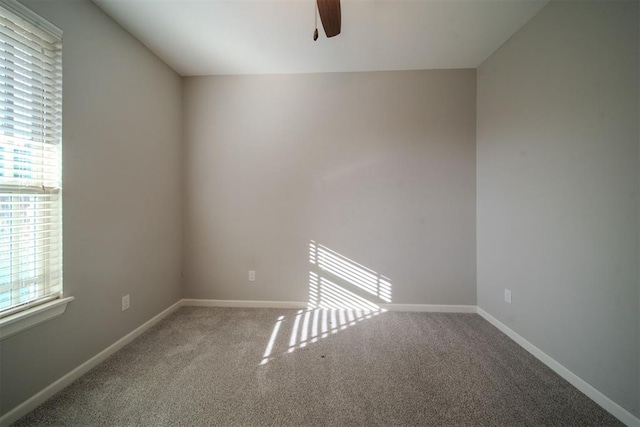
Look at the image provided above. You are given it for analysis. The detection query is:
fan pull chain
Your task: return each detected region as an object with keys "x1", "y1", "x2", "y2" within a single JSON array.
[{"x1": 313, "y1": 1, "x2": 319, "y2": 41}]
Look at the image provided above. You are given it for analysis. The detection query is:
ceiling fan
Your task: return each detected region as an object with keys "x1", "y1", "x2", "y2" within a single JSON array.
[{"x1": 313, "y1": 0, "x2": 341, "y2": 40}]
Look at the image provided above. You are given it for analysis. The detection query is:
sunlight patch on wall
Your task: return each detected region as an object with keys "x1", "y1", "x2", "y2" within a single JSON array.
[
  {"x1": 309, "y1": 240, "x2": 392, "y2": 303},
  {"x1": 309, "y1": 272, "x2": 380, "y2": 311}
]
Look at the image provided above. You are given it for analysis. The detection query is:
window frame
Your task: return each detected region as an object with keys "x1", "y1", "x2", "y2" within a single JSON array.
[{"x1": 0, "y1": 0, "x2": 70, "y2": 340}]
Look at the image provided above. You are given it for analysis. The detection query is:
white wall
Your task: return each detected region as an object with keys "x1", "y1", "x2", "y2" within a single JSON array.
[
  {"x1": 0, "y1": 0, "x2": 183, "y2": 417},
  {"x1": 477, "y1": 0, "x2": 639, "y2": 417},
  {"x1": 183, "y1": 70, "x2": 476, "y2": 306}
]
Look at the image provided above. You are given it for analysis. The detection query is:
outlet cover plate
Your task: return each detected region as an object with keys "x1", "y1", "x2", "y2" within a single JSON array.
[{"x1": 504, "y1": 289, "x2": 512, "y2": 304}]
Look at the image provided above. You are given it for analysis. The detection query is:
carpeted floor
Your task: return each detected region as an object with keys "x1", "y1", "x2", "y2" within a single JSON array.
[{"x1": 15, "y1": 307, "x2": 622, "y2": 426}]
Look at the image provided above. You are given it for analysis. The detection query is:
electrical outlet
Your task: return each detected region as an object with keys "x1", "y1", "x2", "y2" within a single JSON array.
[
  {"x1": 122, "y1": 294, "x2": 130, "y2": 311},
  {"x1": 504, "y1": 289, "x2": 512, "y2": 304},
  {"x1": 249, "y1": 270, "x2": 256, "y2": 282}
]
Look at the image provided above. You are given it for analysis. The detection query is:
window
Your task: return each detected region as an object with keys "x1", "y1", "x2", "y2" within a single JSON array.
[{"x1": 0, "y1": 0, "x2": 62, "y2": 319}]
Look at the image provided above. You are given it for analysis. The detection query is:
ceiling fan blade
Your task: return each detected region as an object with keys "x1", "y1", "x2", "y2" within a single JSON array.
[{"x1": 317, "y1": 0, "x2": 341, "y2": 37}]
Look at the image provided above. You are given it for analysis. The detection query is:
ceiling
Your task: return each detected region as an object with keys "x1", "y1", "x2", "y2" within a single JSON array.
[{"x1": 92, "y1": 0, "x2": 549, "y2": 77}]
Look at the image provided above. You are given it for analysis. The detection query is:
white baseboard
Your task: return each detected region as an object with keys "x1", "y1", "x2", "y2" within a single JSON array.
[
  {"x1": 381, "y1": 303, "x2": 477, "y2": 313},
  {"x1": 477, "y1": 307, "x2": 640, "y2": 427},
  {"x1": 0, "y1": 299, "x2": 183, "y2": 427},
  {"x1": 182, "y1": 299, "x2": 477, "y2": 313},
  {"x1": 181, "y1": 299, "x2": 308, "y2": 309},
  {"x1": 5, "y1": 300, "x2": 635, "y2": 427}
]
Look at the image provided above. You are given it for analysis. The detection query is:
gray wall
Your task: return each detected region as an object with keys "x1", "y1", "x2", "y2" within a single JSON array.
[
  {"x1": 0, "y1": 0, "x2": 183, "y2": 416},
  {"x1": 183, "y1": 70, "x2": 476, "y2": 306},
  {"x1": 477, "y1": 0, "x2": 639, "y2": 417}
]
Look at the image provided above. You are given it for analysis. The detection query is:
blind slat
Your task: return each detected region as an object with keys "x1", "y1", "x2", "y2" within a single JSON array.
[
  {"x1": 0, "y1": 54, "x2": 58, "y2": 81},
  {"x1": 0, "y1": 66, "x2": 59, "y2": 95},
  {"x1": 0, "y1": 261, "x2": 62, "y2": 280},
  {"x1": 0, "y1": 266, "x2": 57, "y2": 282},
  {"x1": 0, "y1": 100, "x2": 58, "y2": 122},
  {"x1": 0, "y1": 42, "x2": 57, "y2": 72},
  {"x1": 0, "y1": 20, "x2": 58, "y2": 61},
  {"x1": 0, "y1": 13, "x2": 59, "y2": 49},
  {"x1": 1, "y1": 117, "x2": 60, "y2": 135},
  {"x1": 0, "y1": 87, "x2": 60, "y2": 115},
  {"x1": 0, "y1": 4, "x2": 60, "y2": 44},
  {"x1": 0, "y1": 60, "x2": 59, "y2": 88}
]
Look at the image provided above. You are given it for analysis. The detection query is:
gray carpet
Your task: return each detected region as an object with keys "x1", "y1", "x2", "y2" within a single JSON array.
[{"x1": 15, "y1": 307, "x2": 622, "y2": 426}]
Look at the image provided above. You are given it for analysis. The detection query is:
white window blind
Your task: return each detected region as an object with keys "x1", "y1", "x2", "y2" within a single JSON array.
[{"x1": 0, "y1": 1, "x2": 62, "y2": 318}]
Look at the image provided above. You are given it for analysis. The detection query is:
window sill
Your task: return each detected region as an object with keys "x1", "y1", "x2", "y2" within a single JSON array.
[{"x1": 0, "y1": 297, "x2": 74, "y2": 341}]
